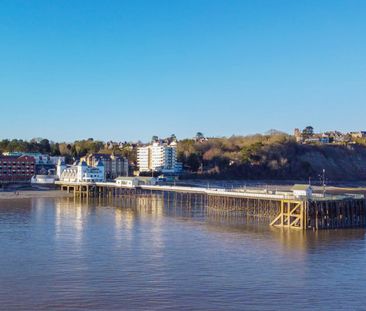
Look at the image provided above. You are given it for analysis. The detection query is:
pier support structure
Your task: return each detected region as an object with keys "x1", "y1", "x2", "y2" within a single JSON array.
[
  {"x1": 270, "y1": 200, "x2": 305, "y2": 230},
  {"x1": 57, "y1": 182, "x2": 366, "y2": 230}
]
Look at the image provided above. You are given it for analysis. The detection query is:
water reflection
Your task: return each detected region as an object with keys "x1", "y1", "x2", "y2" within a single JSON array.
[
  {"x1": 114, "y1": 207, "x2": 135, "y2": 244},
  {"x1": 205, "y1": 212, "x2": 366, "y2": 254},
  {"x1": 54, "y1": 198, "x2": 87, "y2": 246},
  {"x1": 2, "y1": 196, "x2": 366, "y2": 254},
  {"x1": 70, "y1": 196, "x2": 366, "y2": 253}
]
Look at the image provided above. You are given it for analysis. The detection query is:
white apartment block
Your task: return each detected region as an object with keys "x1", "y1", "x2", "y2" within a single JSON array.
[
  {"x1": 137, "y1": 141, "x2": 181, "y2": 173},
  {"x1": 137, "y1": 146, "x2": 150, "y2": 172}
]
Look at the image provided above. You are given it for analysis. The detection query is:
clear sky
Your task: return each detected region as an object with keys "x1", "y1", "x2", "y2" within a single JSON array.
[{"x1": 1, "y1": 0, "x2": 365, "y2": 142}]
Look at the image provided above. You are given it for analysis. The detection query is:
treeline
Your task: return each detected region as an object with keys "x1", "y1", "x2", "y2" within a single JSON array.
[
  {"x1": 0, "y1": 138, "x2": 136, "y2": 162},
  {"x1": 0, "y1": 139, "x2": 56, "y2": 155}
]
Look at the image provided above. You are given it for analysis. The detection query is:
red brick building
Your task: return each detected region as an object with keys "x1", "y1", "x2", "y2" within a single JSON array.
[{"x1": 0, "y1": 155, "x2": 35, "y2": 182}]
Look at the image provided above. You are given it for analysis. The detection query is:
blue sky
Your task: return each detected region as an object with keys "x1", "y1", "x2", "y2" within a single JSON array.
[{"x1": 1, "y1": 0, "x2": 365, "y2": 142}]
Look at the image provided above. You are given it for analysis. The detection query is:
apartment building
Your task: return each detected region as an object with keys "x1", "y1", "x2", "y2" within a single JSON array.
[
  {"x1": 137, "y1": 141, "x2": 181, "y2": 174},
  {"x1": 81, "y1": 153, "x2": 129, "y2": 179},
  {"x1": 3, "y1": 152, "x2": 65, "y2": 174},
  {"x1": 0, "y1": 155, "x2": 35, "y2": 182}
]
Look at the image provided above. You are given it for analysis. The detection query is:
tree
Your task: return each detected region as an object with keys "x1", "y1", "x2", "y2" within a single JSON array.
[
  {"x1": 50, "y1": 143, "x2": 61, "y2": 156},
  {"x1": 0, "y1": 139, "x2": 10, "y2": 153},
  {"x1": 186, "y1": 153, "x2": 201, "y2": 171},
  {"x1": 195, "y1": 132, "x2": 204, "y2": 140},
  {"x1": 71, "y1": 145, "x2": 78, "y2": 158},
  {"x1": 302, "y1": 126, "x2": 314, "y2": 137},
  {"x1": 240, "y1": 142, "x2": 263, "y2": 163},
  {"x1": 39, "y1": 139, "x2": 51, "y2": 154},
  {"x1": 170, "y1": 134, "x2": 177, "y2": 142},
  {"x1": 151, "y1": 136, "x2": 158, "y2": 142}
]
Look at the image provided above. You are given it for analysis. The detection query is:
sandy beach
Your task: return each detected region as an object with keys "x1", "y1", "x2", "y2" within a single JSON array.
[{"x1": 0, "y1": 190, "x2": 73, "y2": 200}]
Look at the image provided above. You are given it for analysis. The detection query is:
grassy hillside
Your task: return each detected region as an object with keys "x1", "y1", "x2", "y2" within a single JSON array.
[{"x1": 177, "y1": 135, "x2": 366, "y2": 181}]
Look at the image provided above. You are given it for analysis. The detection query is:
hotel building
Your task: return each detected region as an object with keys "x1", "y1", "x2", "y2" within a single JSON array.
[{"x1": 56, "y1": 159, "x2": 105, "y2": 183}]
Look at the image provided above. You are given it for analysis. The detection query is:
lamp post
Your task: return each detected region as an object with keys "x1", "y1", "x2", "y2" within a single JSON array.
[{"x1": 321, "y1": 169, "x2": 326, "y2": 196}]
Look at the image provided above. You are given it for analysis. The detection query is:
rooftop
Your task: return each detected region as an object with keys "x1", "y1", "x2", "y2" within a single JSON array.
[
  {"x1": 115, "y1": 176, "x2": 155, "y2": 181},
  {"x1": 291, "y1": 184, "x2": 312, "y2": 191}
]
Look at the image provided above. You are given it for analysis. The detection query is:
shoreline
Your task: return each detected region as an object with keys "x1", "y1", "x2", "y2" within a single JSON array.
[{"x1": 0, "y1": 190, "x2": 73, "y2": 200}]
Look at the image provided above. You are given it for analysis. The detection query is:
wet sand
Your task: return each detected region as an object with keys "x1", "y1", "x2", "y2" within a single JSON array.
[{"x1": 0, "y1": 190, "x2": 73, "y2": 200}]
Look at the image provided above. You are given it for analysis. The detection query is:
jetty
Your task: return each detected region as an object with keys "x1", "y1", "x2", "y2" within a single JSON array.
[{"x1": 56, "y1": 181, "x2": 366, "y2": 230}]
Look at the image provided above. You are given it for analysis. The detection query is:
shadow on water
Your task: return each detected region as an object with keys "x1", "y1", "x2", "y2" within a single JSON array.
[{"x1": 0, "y1": 199, "x2": 33, "y2": 225}]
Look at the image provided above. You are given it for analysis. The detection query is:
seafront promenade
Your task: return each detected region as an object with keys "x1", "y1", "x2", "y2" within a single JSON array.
[{"x1": 56, "y1": 181, "x2": 366, "y2": 231}]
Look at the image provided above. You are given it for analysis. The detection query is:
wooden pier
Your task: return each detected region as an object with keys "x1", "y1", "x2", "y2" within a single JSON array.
[{"x1": 56, "y1": 181, "x2": 366, "y2": 230}]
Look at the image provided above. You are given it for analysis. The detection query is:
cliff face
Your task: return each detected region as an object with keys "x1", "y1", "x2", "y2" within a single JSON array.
[{"x1": 297, "y1": 144, "x2": 366, "y2": 180}]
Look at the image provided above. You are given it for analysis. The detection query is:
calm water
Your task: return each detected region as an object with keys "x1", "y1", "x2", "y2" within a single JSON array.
[{"x1": 0, "y1": 197, "x2": 366, "y2": 311}]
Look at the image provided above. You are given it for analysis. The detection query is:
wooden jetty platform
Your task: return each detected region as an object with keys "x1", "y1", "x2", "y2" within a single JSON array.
[{"x1": 56, "y1": 181, "x2": 366, "y2": 230}]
